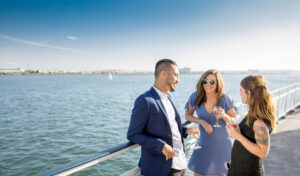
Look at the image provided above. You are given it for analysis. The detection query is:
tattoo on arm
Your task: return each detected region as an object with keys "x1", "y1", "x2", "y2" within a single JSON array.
[{"x1": 254, "y1": 125, "x2": 269, "y2": 146}]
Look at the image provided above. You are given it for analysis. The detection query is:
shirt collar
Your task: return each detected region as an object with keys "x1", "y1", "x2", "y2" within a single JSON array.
[{"x1": 153, "y1": 86, "x2": 169, "y2": 99}]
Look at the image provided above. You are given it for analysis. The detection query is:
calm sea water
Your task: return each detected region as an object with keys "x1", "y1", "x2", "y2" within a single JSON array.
[{"x1": 1, "y1": 74, "x2": 300, "y2": 176}]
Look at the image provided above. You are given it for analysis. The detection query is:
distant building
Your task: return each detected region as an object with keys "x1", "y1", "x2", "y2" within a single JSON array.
[
  {"x1": 248, "y1": 69, "x2": 259, "y2": 74},
  {"x1": 179, "y1": 67, "x2": 192, "y2": 74}
]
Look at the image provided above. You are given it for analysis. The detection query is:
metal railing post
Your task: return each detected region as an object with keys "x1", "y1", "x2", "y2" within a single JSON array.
[
  {"x1": 293, "y1": 89, "x2": 297, "y2": 109},
  {"x1": 276, "y1": 96, "x2": 280, "y2": 121}
]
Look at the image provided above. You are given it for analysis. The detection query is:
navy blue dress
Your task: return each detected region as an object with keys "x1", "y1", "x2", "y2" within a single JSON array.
[{"x1": 185, "y1": 93, "x2": 234, "y2": 175}]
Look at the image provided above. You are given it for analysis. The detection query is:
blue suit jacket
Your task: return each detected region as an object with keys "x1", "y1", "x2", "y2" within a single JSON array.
[{"x1": 127, "y1": 87, "x2": 187, "y2": 176}]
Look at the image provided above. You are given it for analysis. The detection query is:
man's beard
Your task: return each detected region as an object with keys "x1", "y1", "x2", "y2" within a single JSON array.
[
  {"x1": 170, "y1": 87, "x2": 175, "y2": 92},
  {"x1": 167, "y1": 80, "x2": 175, "y2": 92}
]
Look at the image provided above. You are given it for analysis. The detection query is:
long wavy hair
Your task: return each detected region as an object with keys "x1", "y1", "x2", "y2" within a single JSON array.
[
  {"x1": 194, "y1": 69, "x2": 225, "y2": 107},
  {"x1": 240, "y1": 75, "x2": 276, "y2": 129}
]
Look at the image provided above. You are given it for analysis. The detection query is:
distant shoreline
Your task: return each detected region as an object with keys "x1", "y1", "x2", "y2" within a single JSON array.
[{"x1": 1, "y1": 70, "x2": 300, "y2": 76}]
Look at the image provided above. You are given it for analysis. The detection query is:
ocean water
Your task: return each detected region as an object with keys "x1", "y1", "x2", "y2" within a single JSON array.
[{"x1": 0, "y1": 74, "x2": 299, "y2": 176}]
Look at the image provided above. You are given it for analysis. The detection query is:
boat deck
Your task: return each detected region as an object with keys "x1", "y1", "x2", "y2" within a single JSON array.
[{"x1": 265, "y1": 106, "x2": 300, "y2": 176}]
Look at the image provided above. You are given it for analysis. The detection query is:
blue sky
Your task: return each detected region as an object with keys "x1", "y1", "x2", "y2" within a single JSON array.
[{"x1": 0, "y1": 0, "x2": 300, "y2": 71}]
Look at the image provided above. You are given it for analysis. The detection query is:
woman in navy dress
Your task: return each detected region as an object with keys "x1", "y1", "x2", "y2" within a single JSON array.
[{"x1": 185, "y1": 69, "x2": 237, "y2": 176}]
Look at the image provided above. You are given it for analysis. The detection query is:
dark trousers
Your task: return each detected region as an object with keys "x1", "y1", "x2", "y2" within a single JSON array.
[{"x1": 168, "y1": 168, "x2": 186, "y2": 176}]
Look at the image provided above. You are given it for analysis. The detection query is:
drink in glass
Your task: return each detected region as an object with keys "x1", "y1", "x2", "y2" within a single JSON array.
[
  {"x1": 193, "y1": 127, "x2": 201, "y2": 149},
  {"x1": 213, "y1": 106, "x2": 224, "y2": 128},
  {"x1": 227, "y1": 116, "x2": 238, "y2": 140}
]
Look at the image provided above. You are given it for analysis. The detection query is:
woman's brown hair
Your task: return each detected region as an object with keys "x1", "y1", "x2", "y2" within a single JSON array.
[
  {"x1": 240, "y1": 75, "x2": 276, "y2": 129},
  {"x1": 194, "y1": 69, "x2": 225, "y2": 107}
]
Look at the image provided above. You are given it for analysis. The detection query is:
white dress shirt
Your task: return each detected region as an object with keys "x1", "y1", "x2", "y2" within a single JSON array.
[{"x1": 153, "y1": 86, "x2": 187, "y2": 170}]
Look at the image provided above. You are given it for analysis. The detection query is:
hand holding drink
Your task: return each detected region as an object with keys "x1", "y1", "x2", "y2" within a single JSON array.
[
  {"x1": 226, "y1": 116, "x2": 238, "y2": 140},
  {"x1": 187, "y1": 126, "x2": 201, "y2": 149},
  {"x1": 192, "y1": 127, "x2": 201, "y2": 149},
  {"x1": 226, "y1": 116, "x2": 241, "y2": 140},
  {"x1": 228, "y1": 115, "x2": 239, "y2": 128},
  {"x1": 213, "y1": 106, "x2": 224, "y2": 127},
  {"x1": 186, "y1": 127, "x2": 200, "y2": 137}
]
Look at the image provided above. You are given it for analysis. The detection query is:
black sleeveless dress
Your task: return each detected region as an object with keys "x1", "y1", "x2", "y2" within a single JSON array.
[{"x1": 227, "y1": 118, "x2": 272, "y2": 176}]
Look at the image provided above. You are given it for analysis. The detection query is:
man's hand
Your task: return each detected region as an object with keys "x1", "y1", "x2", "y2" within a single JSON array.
[
  {"x1": 186, "y1": 127, "x2": 200, "y2": 138},
  {"x1": 162, "y1": 144, "x2": 175, "y2": 160}
]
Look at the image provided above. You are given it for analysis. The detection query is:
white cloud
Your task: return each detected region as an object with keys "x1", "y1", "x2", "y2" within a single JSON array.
[
  {"x1": 67, "y1": 35, "x2": 78, "y2": 41},
  {"x1": 0, "y1": 34, "x2": 98, "y2": 57}
]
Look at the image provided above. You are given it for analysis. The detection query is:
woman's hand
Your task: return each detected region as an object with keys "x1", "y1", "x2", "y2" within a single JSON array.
[
  {"x1": 201, "y1": 120, "x2": 213, "y2": 134},
  {"x1": 224, "y1": 107, "x2": 237, "y2": 123},
  {"x1": 226, "y1": 123, "x2": 241, "y2": 139},
  {"x1": 222, "y1": 114, "x2": 231, "y2": 122}
]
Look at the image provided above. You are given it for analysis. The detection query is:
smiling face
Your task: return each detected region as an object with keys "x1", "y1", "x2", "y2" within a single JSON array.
[
  {"x1": 203, "y1": 74, "x2": 217, "y2": 94},
  {"x1": 165, "y1": 64, "x2": 179, "y2": 92}
]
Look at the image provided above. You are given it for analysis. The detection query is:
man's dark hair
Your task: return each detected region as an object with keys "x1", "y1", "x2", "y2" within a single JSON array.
[{"x1": 154, "y1": 59, "x2": 177, "y2": 78}]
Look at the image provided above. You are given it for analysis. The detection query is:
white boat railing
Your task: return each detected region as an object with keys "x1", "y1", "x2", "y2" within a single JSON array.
[{"x1": 36, "y1": 82, "x2": 300, "y2": 176}]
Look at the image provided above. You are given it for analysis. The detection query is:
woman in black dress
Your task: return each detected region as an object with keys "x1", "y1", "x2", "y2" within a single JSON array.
[{"x1": 226, "y1": 75, "x2": 276, "y2": 176}]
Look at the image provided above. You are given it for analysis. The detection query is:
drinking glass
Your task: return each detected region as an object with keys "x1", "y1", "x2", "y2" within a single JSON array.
[
  {"x1": 213, "y1": 106, "x2": 224, "y2": 128},
  {"x1": 227, "y1": 116, "x2": 239, "y2": 140},
  {"x1": 193, "y1": 126, "x2": 201, "y2": 149}
]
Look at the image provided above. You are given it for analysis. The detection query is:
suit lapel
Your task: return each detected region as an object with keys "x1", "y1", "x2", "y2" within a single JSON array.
[{"x1": 150, "y1": 87, "x2": 171, "y2": 127}]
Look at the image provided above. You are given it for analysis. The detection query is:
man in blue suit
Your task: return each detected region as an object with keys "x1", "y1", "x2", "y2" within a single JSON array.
[{"x1": 127, "y1": 59, "x2": 199, "y2": 176}]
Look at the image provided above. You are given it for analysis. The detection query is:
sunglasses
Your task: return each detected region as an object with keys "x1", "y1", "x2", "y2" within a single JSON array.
[{"x1": 203, "y1": 79, "x2": 215, "y2": 85}]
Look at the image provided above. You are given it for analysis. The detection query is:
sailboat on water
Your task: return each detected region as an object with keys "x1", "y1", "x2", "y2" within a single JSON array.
[{"x1": 107, "y1": 72, "x2": 113, "y2": 80}]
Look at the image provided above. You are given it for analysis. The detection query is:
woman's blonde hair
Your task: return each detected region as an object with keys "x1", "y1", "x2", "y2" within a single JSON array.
[
  {"x1": 240, "y1": 75, "x2": 276, "y2": 129},
  {"x1": 195, "y1": 69, "x2": 225, "y2": 107}
]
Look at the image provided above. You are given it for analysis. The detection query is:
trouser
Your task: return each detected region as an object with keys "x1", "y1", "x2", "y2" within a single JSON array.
[{"x1": 168, "y1": 168, "x2": 186, "y2": 176}]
